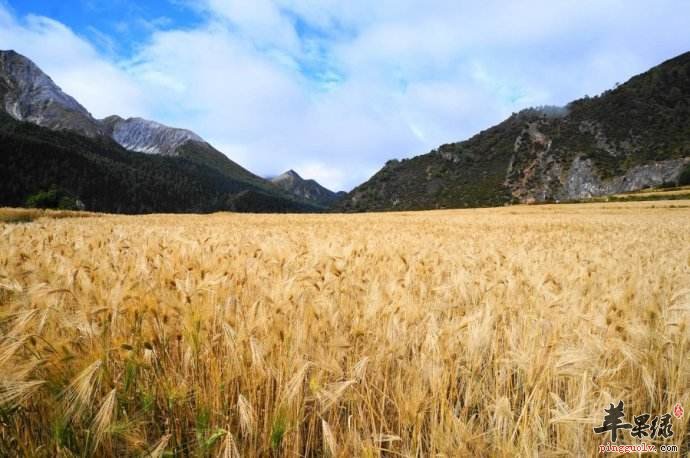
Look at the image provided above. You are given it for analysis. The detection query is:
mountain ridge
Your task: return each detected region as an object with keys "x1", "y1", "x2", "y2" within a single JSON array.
[
  {"x1": 0, "y1": 110, "x2": 320, "y2": 213},
  {"x1": 99, "y1": 114, "x2": 273, "y2": 190},
  {"x1": 100, "y1": 115, "x2": 203, "y2": 155}
]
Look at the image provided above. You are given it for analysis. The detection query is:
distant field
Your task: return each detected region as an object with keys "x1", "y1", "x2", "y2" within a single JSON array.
[
  {"x1": 611, "y1": 185, "x2": 690, "y2": 198},
  {"x1": 0, "y1": 207, "x2": 97, "y2": 223},
  {"x1": 579, "y1": 185, "x2": 690, "y2": 203},
  {"x1": 1, "y1": 201, "x2": 689, "y2": 457}
]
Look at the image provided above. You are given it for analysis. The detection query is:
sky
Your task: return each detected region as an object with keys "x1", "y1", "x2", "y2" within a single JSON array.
[{"x1": 1, "y1": 1, "x2": 690, "y2": 191}]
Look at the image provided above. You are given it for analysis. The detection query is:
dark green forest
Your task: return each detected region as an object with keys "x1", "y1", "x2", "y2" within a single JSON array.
[{"x1": 0, "y1": 112, "x2": 319, "y2": 214}]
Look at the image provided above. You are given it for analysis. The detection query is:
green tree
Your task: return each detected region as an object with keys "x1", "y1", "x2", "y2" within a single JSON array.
[{"x1": 26, "y1": 188, "x2": 80, "y2": 210}]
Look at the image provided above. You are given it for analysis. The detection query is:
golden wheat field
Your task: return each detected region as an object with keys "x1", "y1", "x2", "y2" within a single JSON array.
[{"x1": 0, "y1": 201, "x2": 689, "y2": 457}]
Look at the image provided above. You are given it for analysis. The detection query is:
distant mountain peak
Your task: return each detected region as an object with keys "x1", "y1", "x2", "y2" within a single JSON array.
[
  {"x1": 1, "y1": 50, "x2": 19, "y2": 58},
  {"x1": 273, "y1": 169, "x2": 303, "y2": 182},
  {"x1": 0, "y1": 49, "x2": 103, "y2": 137},
  {"x1": 270, "y1": 169, "x2": 343, "y2": 207}
]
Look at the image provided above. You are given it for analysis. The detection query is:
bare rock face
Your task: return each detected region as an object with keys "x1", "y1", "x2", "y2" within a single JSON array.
[
  {"x1": 559, "y1": 156, "x2": 690, "y2": 199},
  {"x1": 100, "y1": 115, "x2": 203, "y2": 156},
  {"x1": 0, "y1": 50, "x2": 103, "y2": 137},
  {"x1": 506, "y1": 119, "x2": 690, "y2": 202}
]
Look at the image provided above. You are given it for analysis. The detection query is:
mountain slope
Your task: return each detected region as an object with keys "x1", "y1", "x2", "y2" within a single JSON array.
[
  {"x1": 0, "y1": 50, "x2": 103, "y2": 137},
  {"x1": 0, "y1": 112, "x2": 318, "y2": 213},
  {"x1": 338, "y1": 51, "x2": 690, "y2": 212},
  {"x1": 270, "y1": 170, "x2": 343, "y2": 207}
]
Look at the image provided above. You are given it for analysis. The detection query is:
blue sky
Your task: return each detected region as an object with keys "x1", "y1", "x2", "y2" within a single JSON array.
[
  {"x1": 2, "y1": 0, "x2": 690, "y2": 191},
  {"x1": 6, "y1": 1, "x2": 196, "y2": 56}
]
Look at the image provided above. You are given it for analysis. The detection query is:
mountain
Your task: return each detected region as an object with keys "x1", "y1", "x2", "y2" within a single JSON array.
[
  {"x1": 0, "y1": 50, "x2": 104, "y2": 137},
  {"x1": 270, "y1": 169, "x2": 344, "y2": 207},
  {"x1": 100, "y1": 115, "x2": 204, "y2": 155},
  {"x1": 100, "y1": 115, "x2": 271, "y2": 189},
  {"x1": 0, "y1": 50, "x2": 319, "y2": 213},
  {"x1": 337, "y1": 52, "x2": 690, "y2": 212},
  {"x1": 0, "y1": 111, "x2": 317, "y2": 213}
]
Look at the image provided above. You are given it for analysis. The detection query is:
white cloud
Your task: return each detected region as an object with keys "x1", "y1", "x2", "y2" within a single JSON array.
[
  {"x1": 205, "y1": 0, "x2": 300, "y2": 54},
  {"x1": 294, "y1": 162, "x2": 346, "y2": 192},
  {"x1": 2, "y1": 1, "x2": 690, "y2": 191}
]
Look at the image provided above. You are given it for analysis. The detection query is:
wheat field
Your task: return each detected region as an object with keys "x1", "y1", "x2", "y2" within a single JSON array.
[{"x1": 0, "y1": 201, "x2": 688, "y2": 457}]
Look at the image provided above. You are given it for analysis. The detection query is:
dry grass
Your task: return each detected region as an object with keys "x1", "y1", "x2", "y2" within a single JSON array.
[
  {"x1": 613, "y1": 185, "x2": 690, "y2": 197},
  {"x1": 0, "y1": 201, "x2": 688, "y2": 457},
  {"x1": 0, "y1": 207, "x2": 97, "y2": 223}
]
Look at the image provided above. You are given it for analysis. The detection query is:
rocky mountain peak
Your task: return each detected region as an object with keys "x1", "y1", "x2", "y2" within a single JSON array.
[
  {"x1": 272, "y1": 169, "x2": 303, "y2": 183},
  {"x1": 0, "y1": 50, "x2": 207, "y2": 156},
  {"x1": 0, "y1": 49, "x2": 103, "y2": 137}
]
